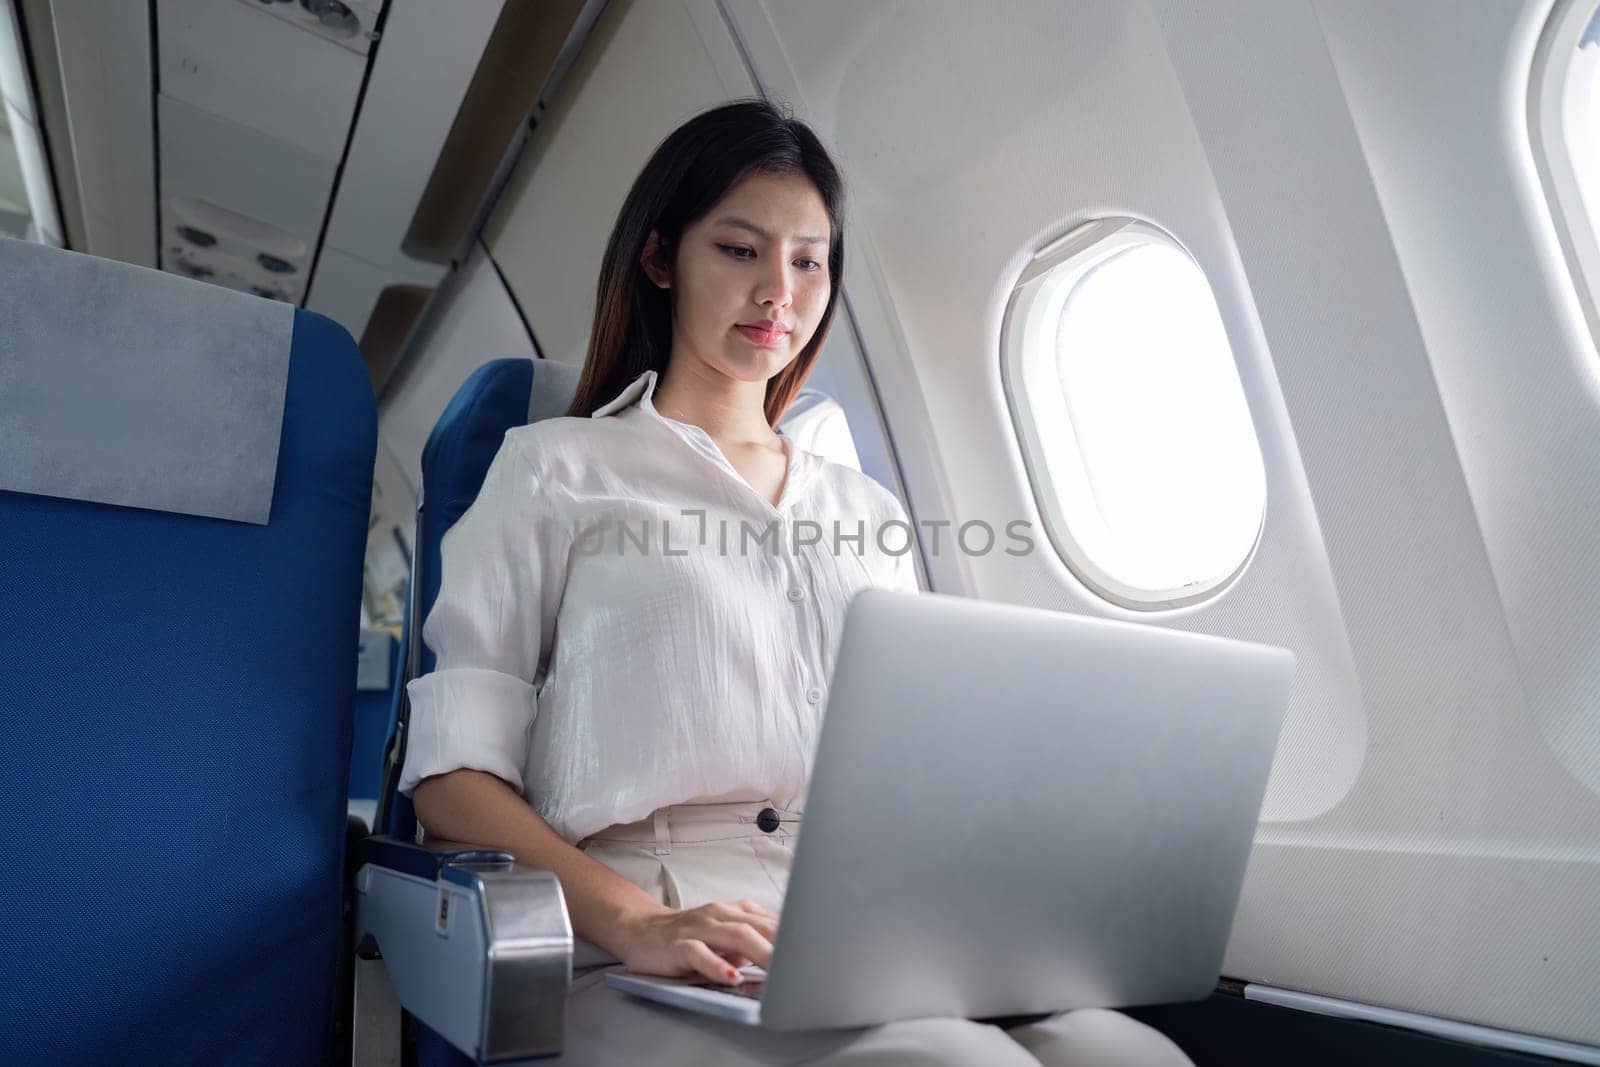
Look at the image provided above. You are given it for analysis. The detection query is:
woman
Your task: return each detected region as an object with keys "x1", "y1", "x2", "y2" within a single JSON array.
[{"x1": 401, "y1": 99, "x2": 1192, "y2": 1066}]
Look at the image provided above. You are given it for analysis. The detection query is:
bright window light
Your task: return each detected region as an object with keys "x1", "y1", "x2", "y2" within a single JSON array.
[
  {"x1": 1531, "y1": 0, "x2": 1600, "y2": 356},
  {"x1": 1003, "y1": 219, "x2": 1266, "y2": 609},
  {"x1": 1562, "y1": 12, "x2": 1600, "y2": 248}
]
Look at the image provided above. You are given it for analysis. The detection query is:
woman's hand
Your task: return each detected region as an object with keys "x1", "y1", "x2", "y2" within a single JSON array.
[{"x1": 615, "y1": 899, "x2": 781, "y2": 985}]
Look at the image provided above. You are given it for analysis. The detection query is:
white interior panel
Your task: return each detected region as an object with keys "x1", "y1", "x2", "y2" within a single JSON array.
[
  {"x1": 726, "y1": 0, "x2": 1364, "y2": 824},
  {"x1": 1318, "y1": 0, "x2": 1600, "y2": 801},
  {"x1": 321, "y1": 0, "x2": 507, "y2": 271},
  {"x1": 722, "y1": 0, "x2": 1600, "y2": 1046},
  {"x1": 157, "y1": 0, "x2": 362, "y2": 164},
  {"x1": 241, "y1": 0, "x2": 384, "y2": 57},
  {"x1": 483, "y1": 0, "x2": 754, "y2": 366},
  {"x1": 304, "y1": 243, "x2": 444, "y2": 346},
  {"x1": 379, "y1": 241, "x2": 535, "y2": 491},
  {"x1": 1154, "y1": 0, "x2": 1600, "y2": 1045},
  {"x1": 158, "y1": 94, "x2": 336, "y2": 243},
  {"x1": 284, "y1": 0, "x2": 1600, "y2": 1045},
  {"x1": 49, "y1": 0, "x2": 155, "y2": 265}
]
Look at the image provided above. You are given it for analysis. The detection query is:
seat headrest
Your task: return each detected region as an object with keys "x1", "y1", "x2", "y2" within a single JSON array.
[
  {"x1": 0, "y1": 238, "x2": 293, "y2": 524},
  {"x1": 528, "y1": 357, "x2": 583, "y2": 423}
]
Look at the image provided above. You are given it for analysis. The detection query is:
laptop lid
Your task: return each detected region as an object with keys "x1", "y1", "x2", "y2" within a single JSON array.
[{"x1": 758, "y1": 588, "x2": 1294, "y2": 1031}]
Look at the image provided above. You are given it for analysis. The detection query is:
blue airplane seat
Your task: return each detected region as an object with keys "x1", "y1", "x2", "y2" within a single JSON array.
[
  {"x1": 0, "y1": 243, "x2": 376, "y2": 1065},
  {"x1": 376, "y1": 356, "x2": 581, "y2": 847},
  {"x1": 358, "y1": 357, "x2": 579, "y2": 1067}
]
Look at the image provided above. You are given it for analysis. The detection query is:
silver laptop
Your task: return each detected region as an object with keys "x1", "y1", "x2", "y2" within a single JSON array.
[{"x1": 607, "y1": 587, "x2": 1294, "y2": 1030}]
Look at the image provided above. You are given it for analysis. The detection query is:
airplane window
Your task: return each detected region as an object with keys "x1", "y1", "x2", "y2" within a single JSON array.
[
  {"x1": 1002, "y1": 219, "x2": 1266, "y2": 609},
  {"x1": 779, "y1": 389, "x2": 863, "y2": 472},
  {"x1": 1533, "y1": 0, "x2": 1600, "y2": 349},
  {"x1": 1560, "y1": 10, "x2": 1600, "y2": 247}
]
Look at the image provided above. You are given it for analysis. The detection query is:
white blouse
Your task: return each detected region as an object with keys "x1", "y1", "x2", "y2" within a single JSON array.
[{"x1": 398, "y1": 368, "x2": 920, "y2": 844}]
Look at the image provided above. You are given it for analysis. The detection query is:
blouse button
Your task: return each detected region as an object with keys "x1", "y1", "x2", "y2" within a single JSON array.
[
  {"x1": 756, "y1": 808, "x2": 781, "y2": 833},
  {"x1": 787, "y1": 586, "x2": 805, "y2": 602},
  {"x1": 806, "y1": 687, "x2": 824, "y2": 705}
]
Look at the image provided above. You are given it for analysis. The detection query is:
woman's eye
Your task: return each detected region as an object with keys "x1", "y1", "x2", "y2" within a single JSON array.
[{"x1": 719, "y1": 245, "x2": 821, "y2": 272}]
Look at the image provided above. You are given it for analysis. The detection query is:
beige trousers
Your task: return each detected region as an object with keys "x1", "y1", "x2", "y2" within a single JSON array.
[{"x1": 556, "y1": 801, "x2": 1194, "y2": 1066}]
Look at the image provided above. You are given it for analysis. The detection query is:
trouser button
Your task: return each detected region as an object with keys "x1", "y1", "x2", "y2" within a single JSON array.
[{"x1": 756, "y1": 807, "x2": 781, "y2": 833}]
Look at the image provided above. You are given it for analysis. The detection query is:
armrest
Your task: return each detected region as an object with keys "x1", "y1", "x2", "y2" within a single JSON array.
[{"x1": 355, "y1": 835, "x2": 572, "y2": 1062}]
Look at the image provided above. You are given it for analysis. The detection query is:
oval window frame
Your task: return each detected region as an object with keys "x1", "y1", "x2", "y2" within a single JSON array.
[
  {"x1": 999, "y1": 217, "x2": 1267, "y2": 610},
  {"x1": 1530, "y1": 0, "x2": 1600, "y2": 364}
]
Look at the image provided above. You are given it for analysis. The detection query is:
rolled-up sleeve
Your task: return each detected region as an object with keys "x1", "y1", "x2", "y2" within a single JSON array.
[{"x1": 398, "y1": 436, "x2": 568, "y2": 798}]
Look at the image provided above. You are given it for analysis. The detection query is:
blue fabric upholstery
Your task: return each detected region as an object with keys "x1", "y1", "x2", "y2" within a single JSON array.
[
  {"x1": 0, "y1": 308, "x2": 376, "y2": 1065},
  {"x1": 418, "y1": 360, "x2": 539, "y2": 677},
  {"x1": 382, "y1": 358, "x2": 536, "y2": 842}
]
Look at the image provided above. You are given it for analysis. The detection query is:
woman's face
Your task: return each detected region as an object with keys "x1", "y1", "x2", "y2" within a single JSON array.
[{"x1": 646, "y1": 170, "x2": 833, "y2": 386}]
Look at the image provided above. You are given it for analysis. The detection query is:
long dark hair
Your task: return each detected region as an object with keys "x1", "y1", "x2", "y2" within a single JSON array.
[{"x1": 567, "y1": 98, "x2": 847, "y2": 425}]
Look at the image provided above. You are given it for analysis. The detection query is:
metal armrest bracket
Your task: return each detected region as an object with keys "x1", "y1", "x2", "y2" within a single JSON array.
[{"x1": 355, "y1": 835, "x2": 572, "y2": 1062}]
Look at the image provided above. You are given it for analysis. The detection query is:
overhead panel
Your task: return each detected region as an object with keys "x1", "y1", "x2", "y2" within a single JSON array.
[
  {"x1": 402, "y1": 0, "x2": 592, "y2": 265},
  {"x1": 305, "y1": 0, "x2": 514, "y2": 382},
  {"x1": 155, "y1": 0, "x2": 373, "y2": 303},
  {"x1": 158, "y1": 0, "x2": 364, "y2": 162},
  {"x1": 244, "y1": 0, "x2": 383, "y2": 56}
]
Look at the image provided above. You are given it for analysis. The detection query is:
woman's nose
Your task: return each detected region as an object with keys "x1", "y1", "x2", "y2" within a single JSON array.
[{"x1": 755, "y1": 264, "x2": 794, "y2": 307}]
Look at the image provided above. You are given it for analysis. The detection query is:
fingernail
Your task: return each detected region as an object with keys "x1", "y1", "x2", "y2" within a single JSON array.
[{"x1": 726, "y1": 967, "x2": 737, "y2": 980}]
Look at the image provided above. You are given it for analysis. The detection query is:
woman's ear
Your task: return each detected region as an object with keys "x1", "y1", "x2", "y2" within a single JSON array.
[{"x1": 640, "y1": 230, "x2": 672, "y2": 289}]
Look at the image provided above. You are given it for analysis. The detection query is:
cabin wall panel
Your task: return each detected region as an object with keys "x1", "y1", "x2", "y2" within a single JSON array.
[
  {"x1": 482, "y1": 0, "x2": 751, "y2": 367},
  {"x1": 1155, "y1": 0, "x2": 1600, "y2": 1045},
  {"x1": 370, "y1": 0, "x2": 1598, "y2": 1044},
  {"x1": 733, "y1": 0, "x2": 1600, "y2": 1046},
  {"x1": 1315, "y1": 0, "x2": 1600, "y2": 806},
  {"x1": 378, "y1": 241, "x2": 536, "y2": 492},
  {"x1": 724, "y1": 0, "x2": 1366, "y2": 819}
]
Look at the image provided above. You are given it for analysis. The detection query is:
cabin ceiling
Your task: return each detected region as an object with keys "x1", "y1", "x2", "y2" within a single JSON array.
[
  {"x1": 156, "y1": 0, "x2": 381, "y2": 303},
  {"x1": 28, "y1": 0, "x2": 592, "y2": 388}
]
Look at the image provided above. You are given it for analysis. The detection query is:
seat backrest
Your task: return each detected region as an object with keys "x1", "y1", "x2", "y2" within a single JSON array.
[
  {"x1": 380, "y1": 357, "x2": 581, "y2": 840},
  {"x1": 0, "y1": 245, "x2": 376, "y2": 1064}
]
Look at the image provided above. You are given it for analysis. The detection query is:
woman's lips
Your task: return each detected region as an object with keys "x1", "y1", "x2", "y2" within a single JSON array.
[{"x1": 735, "y1": 324, "x2": 788, "y2": 346}]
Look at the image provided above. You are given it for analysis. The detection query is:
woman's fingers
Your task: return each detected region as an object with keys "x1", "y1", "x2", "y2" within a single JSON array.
[
  {"x1": 633, "y1": 904, "x2": 780, "y2": 981},
  {"x1": 677, "y1": 938, "x2": 744, "y2": 985},
  {"x1": 735, "y1": 912, "x2": 778, "y2": 942},
  {"x1": 701, "y1": 919, "x2": 774, "y2": 968},
  {"x1": 724, "y1": 900, "x2": 779, "y2": 940},
  {"x1": 734, "y1": 898, "x2": 780, "y2": 920},
  {"x1": 692, "y1": 901, "x2": 777, "y2": 942}
]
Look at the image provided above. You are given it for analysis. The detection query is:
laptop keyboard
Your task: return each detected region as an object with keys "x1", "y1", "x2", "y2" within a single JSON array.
[{"x1": 693, "y1": 980, "x2": 765, "y2": 1001}]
